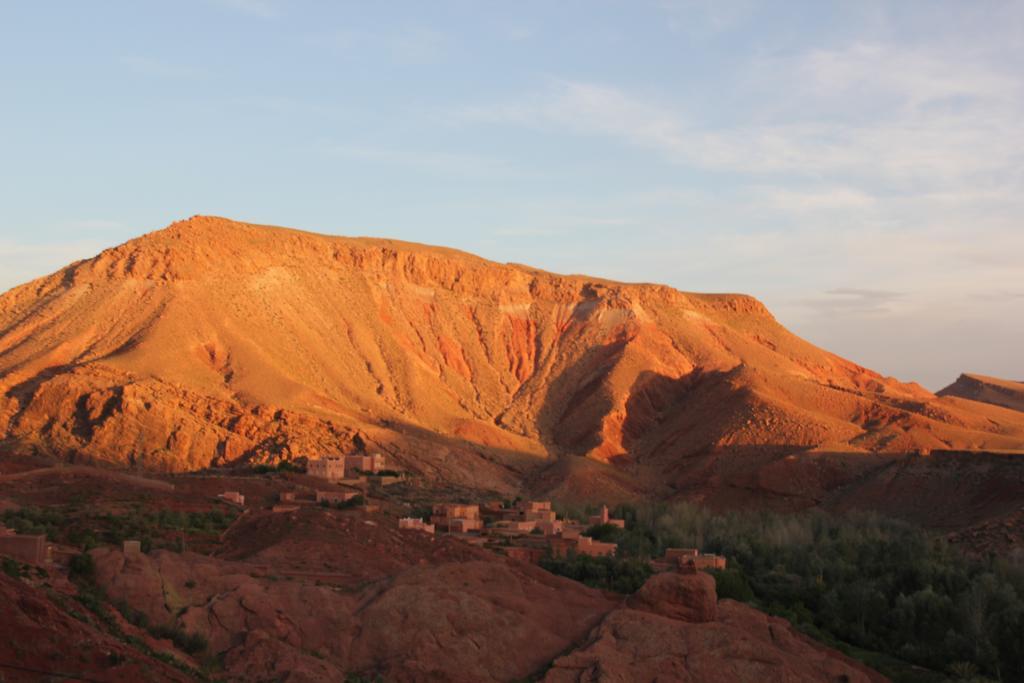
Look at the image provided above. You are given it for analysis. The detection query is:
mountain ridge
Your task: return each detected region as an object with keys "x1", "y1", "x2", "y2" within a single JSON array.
[{"x1": 1, "y1": 216, "x2": 1022, "y2": 500}]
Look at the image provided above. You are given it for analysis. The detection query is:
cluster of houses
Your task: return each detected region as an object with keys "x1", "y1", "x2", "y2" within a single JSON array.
[
  {"x1": 273, "y1": 488, "x2": 363, "y2": 513},
  {"x1": 397, "y1": 500, "x2": 726, "y2": 572},
  {"x1": 211, "y1": 453, "x2": 395, "y2": 514}
]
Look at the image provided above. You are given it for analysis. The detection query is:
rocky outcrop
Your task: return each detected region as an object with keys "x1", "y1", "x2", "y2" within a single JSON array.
[
  {"x1": 88, "y1": 531, "x2": 887, "y2": 683},
  {"x1": 0, "y1": 572, "x2": 191, "y2": 682},
  {"x1": 544, "y1": 600, "x2": 887, "y2": 683},
  {"x1": 627, "y1": 569, "x2": 717, "y2": 623},
  {"x1": 90, "y1": 544, "x2": 617, "y2": 682},
  {"x1": 2, "y1": 216, "x2": 1023, "y2": 493}
]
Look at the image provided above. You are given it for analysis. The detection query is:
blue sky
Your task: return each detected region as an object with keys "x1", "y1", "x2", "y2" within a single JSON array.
[{"x1": 1, "y1": 1, "x2": 1021, "y2": 389}]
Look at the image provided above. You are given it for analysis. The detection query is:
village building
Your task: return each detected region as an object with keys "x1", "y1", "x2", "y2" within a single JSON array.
[
  {"x1": 123, "y1": 540, "x2": 142, "y2": 555},
  {"x1": 517, "y1": 500, "x2": 558, "y2": 523},
  {"x1": 534, "y1": 519, "x2": 563, "y2": 536},
  {"x1": 576, "y1": 535, "x2": 617, "y2": 557},
  {"x1": 308, "y1": 456, "x2": 347, "y2": 482},
  {"x1": 430, "y1": 503, "x2": 483, "y2": 533},
  {"x1": 316, "y1": 490, "x2": 359, "y2": 504},
  {"x1": 398, "y1": 517, "x2": 435, "y2": 534},
  {"x1": 344, "y1": 453, "x2": 386, "y2": 476},
  {"x1": 664, "y1": 548, "x2": 699, "y2": 563},
  {"x1": 588, "y1": 505, "x2": 625, "y2": 529},
  {"x1": 549, "y1": 533, "x2": 617, "y2": 558},
  {"x1": 691, "y1": 554, "x2": 727, "y2": 570},
  {"x1": 492, "y1": 519, "x2": 537, "y2": 534},
  {"x1": 279, "y1": 491, "x2": 296, "y2": 503},
  {"x1": 218, "y1": 491, "x2": 245, "y2": 506},
  {"x1": 0, "y1": 524, "x2": 50, "y2": 565},
  {"x1": 662, "y1": 547, "x2": 727, "y2": 571}
]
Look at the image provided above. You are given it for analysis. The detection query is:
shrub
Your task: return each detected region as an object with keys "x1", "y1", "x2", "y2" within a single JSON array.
[
  {"x1": 539, "y1": 553, "x2": 652, "y2": 594},
  {"x1": 69, "y1": 552, "x2": 96, "y2": 582},
  {"x1": 336, "y1": 495, "x2": 364, "y2": 510},
  {"x1": 2, "y1": 557, "x2": 21, "y2": 579},
  {"x1": 710, "y1": 568, "x2": 755, "y2": 602},
  {"x1": 150, "y1": 622, "x2": 208, "y2": 655}
]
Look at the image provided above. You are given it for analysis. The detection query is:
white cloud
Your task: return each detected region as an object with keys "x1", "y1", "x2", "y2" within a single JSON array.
[{"x1": 461, "y1": 34, "x2": 1024, "y2": 189}]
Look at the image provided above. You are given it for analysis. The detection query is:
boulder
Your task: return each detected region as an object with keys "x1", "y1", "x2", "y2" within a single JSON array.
[{"x1": 628, "y1": 570, "x2": 717, "y2": 623}]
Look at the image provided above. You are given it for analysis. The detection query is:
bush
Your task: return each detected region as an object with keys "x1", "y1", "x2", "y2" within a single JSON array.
[
  {"x1": 336, "y1": 495, "x2": 364, "y2": 510},
  {"x1": 150, "y1": 622, "x2": 208, "y2": 655},
  {"x1": 710, "y1": 568, "x2": 755, "y2": 602},
  {"x1": 2, "y1": 557, "x2": 21, "y2": 579},
  {"x1": 372, "y1": 469, "x2": 402, "y2": 477},
  {"x1": 540, "y1": 553, "x2": 653, "y2": 594},
  {"x1": 69, "y1": 552, "x2": 96, "y2": 582}
]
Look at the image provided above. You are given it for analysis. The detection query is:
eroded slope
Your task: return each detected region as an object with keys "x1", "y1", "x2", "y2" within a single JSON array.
[{"x1": 1, "y1": 216, "x2": 1022, "y2": 493}]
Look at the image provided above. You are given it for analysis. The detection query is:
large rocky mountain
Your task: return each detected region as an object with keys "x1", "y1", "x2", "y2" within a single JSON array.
[{"x1": 2, "y1": 216, "x2": 1023, "y2": 498}]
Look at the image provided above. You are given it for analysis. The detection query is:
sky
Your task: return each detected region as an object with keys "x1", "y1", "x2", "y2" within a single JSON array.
[{"x1": 1, "y1": 1, "x2": 1021, "y2": 390}]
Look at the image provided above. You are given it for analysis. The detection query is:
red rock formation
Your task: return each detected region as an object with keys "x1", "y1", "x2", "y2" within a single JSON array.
[
  {"x1": 0, "y1": 572, "x2": 191, "y2": 682},
  {"x1": 85, "y1": 509, "x2": 887, "y2": 683},
  {"x1": 543, "y1": 601, "x2": 887, "y2": 683},
  {"x1": 627, "y1": 569, "x2": 717, "y2": 623},
  {"x1": 1, "y1": 216, "x2": 1022, "y2": 497}
]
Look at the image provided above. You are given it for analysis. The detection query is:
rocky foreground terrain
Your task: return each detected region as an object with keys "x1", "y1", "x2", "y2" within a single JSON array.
[
  {"x1": 2, "y1": 495, "x2": 885, "y2": 683},
  {"x1": 0, "y1": 216, "x2": 1022, "y2": 506}
]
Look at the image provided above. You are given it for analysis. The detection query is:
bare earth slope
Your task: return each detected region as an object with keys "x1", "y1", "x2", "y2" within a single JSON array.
[
  {"x1": 939, "y1": 373, "x2": 1024, "y2": 413},
  {"x1": 1, "y1": 216, "x2": 1023, "y2": 496}
]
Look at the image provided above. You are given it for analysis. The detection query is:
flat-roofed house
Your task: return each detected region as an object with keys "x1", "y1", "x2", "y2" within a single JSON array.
[
  {"x1": 0, "y1": 525, "x2": 49, "y2": 565},
  {"x1": 399, "y1": 517, "x2": 435, "y2": 534},
  {"x1": 218, "y1": 491, "x2": 245, "y2": 506},
  {"x1": 308, "y1": 456, "x2": 347, "y2": 482},
  {"x1": 344, "y1": 453, "x2": 386, "y2": 477},
  {"x1": 430, "y1": 503, "x2": 483, "y2": 533}
]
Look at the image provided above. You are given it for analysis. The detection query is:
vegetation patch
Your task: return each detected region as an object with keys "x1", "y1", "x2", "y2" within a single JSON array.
[{"x1": 558, "y1": 502, "x2": 1024, "y2": 683}]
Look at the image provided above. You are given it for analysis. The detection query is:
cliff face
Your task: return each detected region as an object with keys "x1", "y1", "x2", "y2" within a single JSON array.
[{"x1": 1, "y1": 216, "x2": 1022, "y2": 491}]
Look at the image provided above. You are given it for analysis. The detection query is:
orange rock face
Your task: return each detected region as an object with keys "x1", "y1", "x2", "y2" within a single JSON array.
[{"x1": 1, "y1": 216, "x2": 1022, "y2": 495}]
